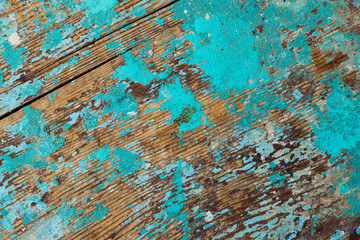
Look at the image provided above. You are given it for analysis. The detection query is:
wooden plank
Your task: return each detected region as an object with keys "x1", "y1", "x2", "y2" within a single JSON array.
[
  {"x1": 0, "y1": 0, "x2": 176, "y2": 115},
  {"x1": 0, "y1": 4, "x2": 180, "y2": 119},
  {"x1": 0, "y1": 21, "x2": 190, "y2": 239},
  {"x1": 1, "y1": 0, "x2": 360, "y2": 239}
]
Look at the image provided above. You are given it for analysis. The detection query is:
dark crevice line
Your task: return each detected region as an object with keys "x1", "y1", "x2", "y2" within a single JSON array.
[
  {"x1": 0, "y1": 54, "x2": 116, "y2": 121},
  {"x1": 0, "y1": 0, "x2": 180, "y2": 121},
  {"x1": 17, "y1": 0, "x2": 180, "y2": 84},
  {"x1": 0, "y1": 20, "x2": 182, "y2": 121},
  {"x1": 69, "y1": 0, "x2": 180, "y2": 55},
  {"x1": 0, "y1": 0, "x2": 177, "y2": 88}
]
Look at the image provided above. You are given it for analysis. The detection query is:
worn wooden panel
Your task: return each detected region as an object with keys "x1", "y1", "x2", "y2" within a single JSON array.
[
  {"x1": 0, "y1": 0, "x2": 176, "y2": 115},
  {"x1": 0, "y1": 22, "x2": 189, "y2": 239},
  {"x1": 1, "y1": 0, "x2": 360, "y2": 239},
  {"x1": 0, "y1": 4, "x2": 180, "y2": 119}
]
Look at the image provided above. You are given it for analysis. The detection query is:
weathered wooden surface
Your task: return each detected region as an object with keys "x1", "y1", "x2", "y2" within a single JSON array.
[
  {"x1": 0, "y1": 0, "x2": 176, "y2": 116},
  {"x1": 1, "y1": 0, "x2": 360, "y2": 239}
]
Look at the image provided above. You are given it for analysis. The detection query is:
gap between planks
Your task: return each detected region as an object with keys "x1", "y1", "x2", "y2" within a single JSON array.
[{"x1": 0, "y1": 0, "x2": 180, "y2": 121}]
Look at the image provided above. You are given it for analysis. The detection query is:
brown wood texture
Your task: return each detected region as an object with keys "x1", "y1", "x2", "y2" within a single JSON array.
[
  {"x1": 0, "y1": 0, "x2": 176, "y2": 116},
  {"x1": 0, "y1": 22, "x2": 188, "y2": 239},
  {"x1": 2, "y1": 0, "x2": 360, "y2": 239}
]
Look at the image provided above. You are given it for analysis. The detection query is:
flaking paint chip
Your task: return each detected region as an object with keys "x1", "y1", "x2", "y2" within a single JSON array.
[
  {"x1": 205, "y1": 13, "x2": 210, "y2": 20},
  {"x1": 127, "y1": 111, "x2": 137, "y2": 116},
  {"x1": 9, "y1": 32, "x2": 21, "y2": 46},
  {"x1": 205, "y1": 211, "x2": 214, "y2": 222}
]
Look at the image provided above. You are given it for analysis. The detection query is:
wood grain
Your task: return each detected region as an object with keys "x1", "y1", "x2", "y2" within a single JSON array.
[
  {"x1": 1, "y1": 0, "x2": 360, "y2": 239},
  {"x1": 0, "y1": 0, "x2": 176, "y2": 116}
]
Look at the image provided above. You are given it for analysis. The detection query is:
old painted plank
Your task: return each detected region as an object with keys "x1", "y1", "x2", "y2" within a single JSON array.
[
  {"x1": 0, "y1": 22, "x2": 190, "y2": 239},
  {"x1": 0, "y1": 0, "x2": 176, "y2": 115},
  {"x1": 1, "y1": 0, "x2": 360, "y2": 239},
  {"x1": 0, "y1": 5, "x2": 180, "y2": 119}
]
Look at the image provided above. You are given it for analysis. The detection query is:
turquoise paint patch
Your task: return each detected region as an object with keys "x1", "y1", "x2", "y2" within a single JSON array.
[
  {"x1": 119, "y1": 128, "x2": 132, "y2": 137},
  {"x1": 334, "y1": 144, "x2": 360, "y2": 216},
  {"x1": 42, "y1": 28, "x2": 63, "y2": 52},
  {"x1": 39, "y1": 24, "x2": 75, "y2": 58},
  {"x1": 57, "y1": 201, "x2": 109, "y2": 232},
  {"x1": 269, "y1": 172, "x2": 290, "y2": 186},
  {"x1": 156, "y1": 77, "x2": 208, "y2": 133},
  {"x1": 2, "y1": 40, "x2": 27, "y2": 71},
  {"x1": 0, "y1": 69, "x2": 4, "y2": 87},
  {"x1": 80, "y1": 145, "x2": 144, "y2": 183},
  {"x1": 62, "y1": 112, "x2": 80, "y2": 130},
  {"x1": 0, "y1": 107, "x2": 63, "y2": 235},
  {"x1": 293, "y1": 89, "x2": 303, "y2": 100},
  {"x1": 1, "y1": 106, "x2": 65, "y2": 172},
  {"x1": 239, "y1": 197, "x2": 308, "y2": 239},
  {"x1": 83, "y1": 0, "x2": 117, "y2": 14},
  {"x1": 19, "y1": 215, "x2": 68, "y2": 240},
  {"x1": 132, "y1": 5, "x2": 147, "y2": 17},
  {"x1": 137, "y1": 159, "x2": 190, "y2": 240},
  {"x1": 329, "y1": 230, "x2": 345, "y2": 240},
  {"x1": 185, "y1": 14, "x2": 259, "y2": 98},
  {"x1": 92, "y1": 81, "x2": 138, "y2": 125},
  {"x1": 104, "y1": 39, "x2": 124, "y2": 54},
  {"x1": 111, "y1": 52, "x2": 157, "y2": 85},
  {"x1": 0, "y1": 193, "x2": 50, "y2": 236},
  {"x1": 312, "y1": 79, "x2": 360, "y2": 156},
  {"x1": 0, "y1": 2, "x2": 10, "y2": 13},
  {"x1": 155, "y1": 17, "x2": 164, "y2": 26},
  {"x1": 82, "y1": 108, "x2": 98, "y2": 129},
  {"x1": 0, "y1": 78, "x2": 43, "y2": 115}
]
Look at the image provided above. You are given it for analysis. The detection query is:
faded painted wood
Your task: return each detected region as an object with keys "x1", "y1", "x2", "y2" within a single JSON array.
[
  {"x1": 1, "y1": 0, "x2": 360, "y2": 239},
  {"x1": 0, "y1": 0, "x2": 176, "y2": 116}
]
